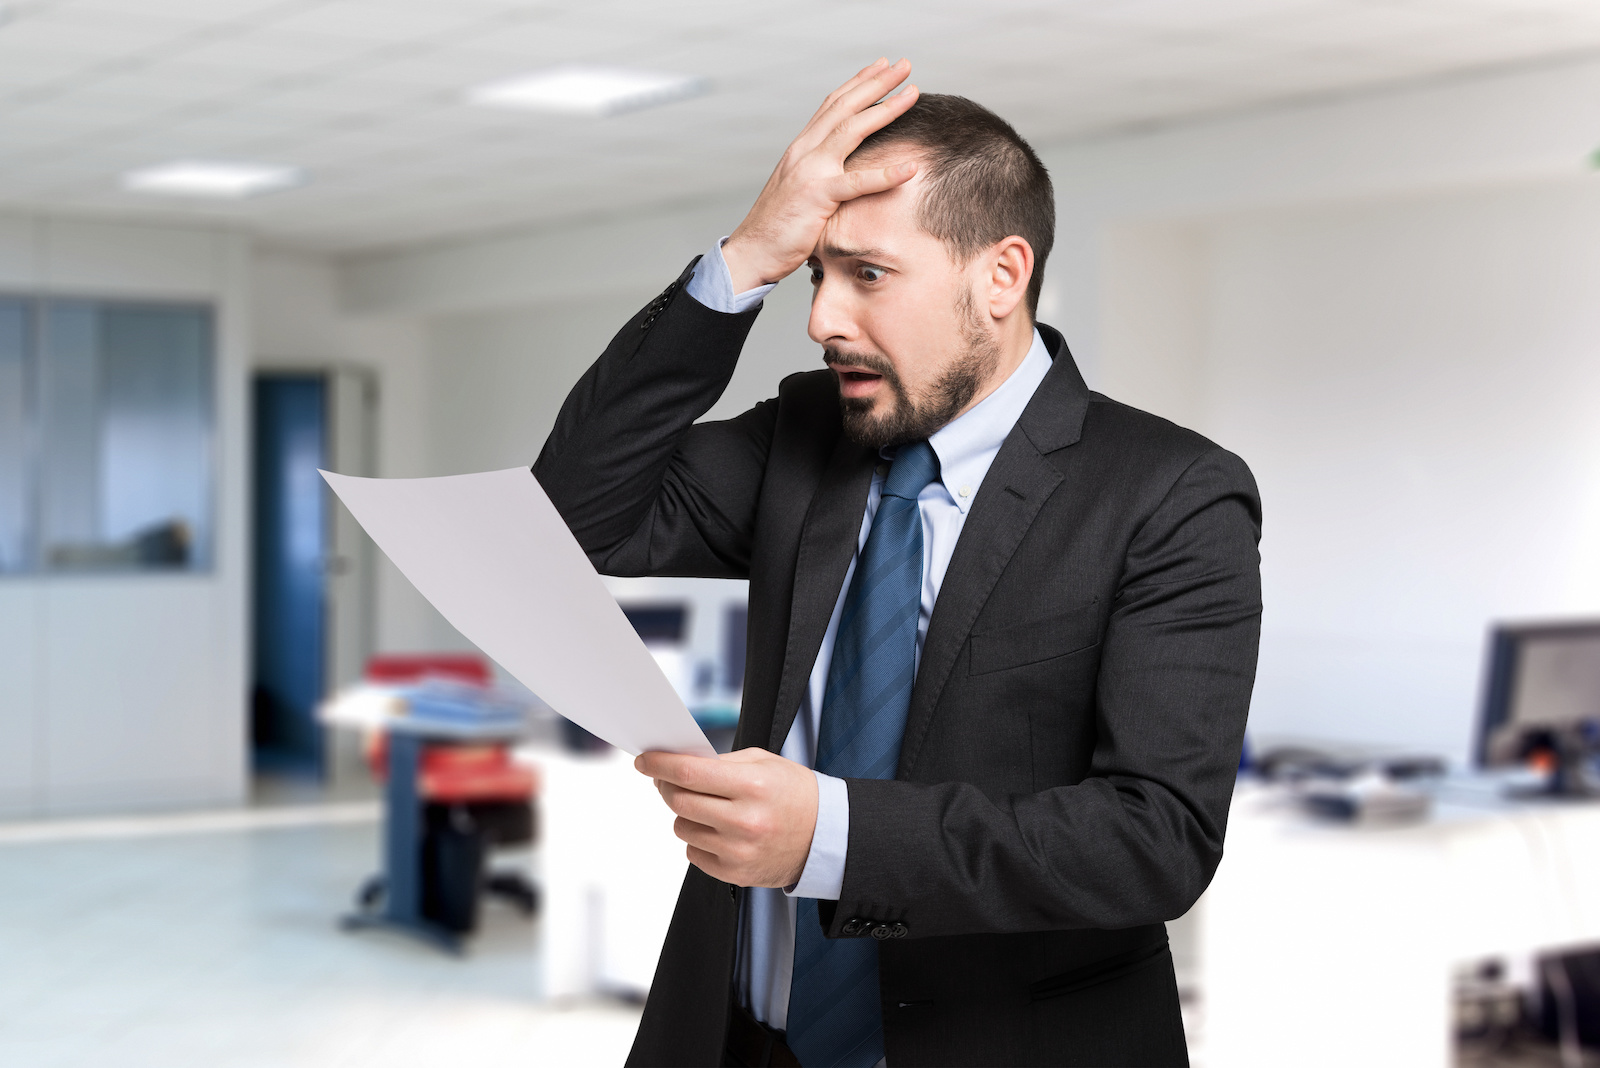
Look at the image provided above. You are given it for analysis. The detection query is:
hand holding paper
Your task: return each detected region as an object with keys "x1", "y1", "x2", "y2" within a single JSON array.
[
  {"x1": 321, "y1": 466, "x2": 716, "y2": 758},
  {"x1": 636, "y1": 747, "x2": 818, "y2": 888}
]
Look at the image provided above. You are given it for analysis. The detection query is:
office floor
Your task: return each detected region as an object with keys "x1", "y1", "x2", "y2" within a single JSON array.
[
  {"x1": 40, "y1": 788, "x2": 1584, "y2": 1068},
  {"x1": 0, "y1": 801, "x2": 641, "y2": 1068}
]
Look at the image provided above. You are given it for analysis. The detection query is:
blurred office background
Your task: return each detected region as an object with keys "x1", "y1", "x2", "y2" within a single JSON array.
[{"x1": 3, "y1": 1, "x2": 1600, "y2": 1065}]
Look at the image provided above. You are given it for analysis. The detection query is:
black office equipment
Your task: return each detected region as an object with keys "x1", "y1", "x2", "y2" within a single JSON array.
[
  {"x1": 1538, "y1": 948, "x2": 1600, "y2": 1053},
  {"x1": 723, "y1": 603, "x2": 748, "y2": 692},
  {"x1": 1476, "y1": 620, "x2": 1600, "y2": 796},
  {"x1": 619, "y1": 602, "x2": 688, "y2": 644},
  {"x1": 420, "y1": 799, "x2": 536, "y2": 934}
]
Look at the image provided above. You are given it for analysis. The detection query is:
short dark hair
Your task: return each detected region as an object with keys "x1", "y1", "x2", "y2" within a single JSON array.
[{"x1": 850, "y1": 93, "x2": 1055, "y2": 318}]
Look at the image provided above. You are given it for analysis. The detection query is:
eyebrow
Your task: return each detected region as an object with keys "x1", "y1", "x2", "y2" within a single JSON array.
[{"x1": 819, "y1": 244, "x2": 889, "y2": 261}]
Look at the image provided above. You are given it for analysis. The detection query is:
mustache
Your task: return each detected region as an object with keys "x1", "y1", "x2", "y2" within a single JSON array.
[{"x1": 822, "y1": 348, "x2": 897, "y2": 378}]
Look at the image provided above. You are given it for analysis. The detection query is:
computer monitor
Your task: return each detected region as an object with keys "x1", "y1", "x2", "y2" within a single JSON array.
[
  {"x1": 723, "y1": 603, "x2": 748, "y2": 692},
  {"x1": 1476, "y1": 620, "x2": 1600, "y2": 793},
  {"x1": 618, "y1": 602, "x2": 689, "y2": 644}
]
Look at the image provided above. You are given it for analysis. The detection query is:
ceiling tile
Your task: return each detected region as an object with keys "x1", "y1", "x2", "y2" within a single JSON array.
[{"x1": 3, "y1": 0, "x2": 1598, "y2": 252}]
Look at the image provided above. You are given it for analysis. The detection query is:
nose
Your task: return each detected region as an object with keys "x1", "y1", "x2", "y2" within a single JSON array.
[{"x1": 807, "y1": 272, "x2": 857, "y2": 348}]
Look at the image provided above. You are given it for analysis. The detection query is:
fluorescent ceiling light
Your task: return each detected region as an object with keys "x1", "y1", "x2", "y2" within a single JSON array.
[
  {"x1": 466, "y1": 65, "x2": 708, "y2": 117},
  {"x1": 122, "y1": 160, "x2": 304, "y2": 199}
]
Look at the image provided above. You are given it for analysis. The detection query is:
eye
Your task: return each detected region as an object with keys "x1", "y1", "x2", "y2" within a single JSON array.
[
  {"x1": 857, "y1": 265, "x2": 887, "y2": 283},
  {"x1": 810, "y1": 266, "x2": 823, "y2": 284}
]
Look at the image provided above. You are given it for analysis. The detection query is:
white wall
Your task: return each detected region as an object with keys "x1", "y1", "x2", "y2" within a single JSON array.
[
  {"x1": 422, "y1": 255, "x2": 824, "y2": 479},
  {"x1": 0, "y1": 214, "x2": 250, "y2": 816},
  {"x1": 1042, "y1": 54, "x2": 1600, "y2": 382},
  {"x1": 1106, "y1": 181, "x2": 1600, "y2": 763}
]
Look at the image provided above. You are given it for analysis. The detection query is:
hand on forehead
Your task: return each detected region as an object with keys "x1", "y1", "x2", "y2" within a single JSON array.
[{"x1": 812, "y1": 163, "x2": 957, "y2": 281}]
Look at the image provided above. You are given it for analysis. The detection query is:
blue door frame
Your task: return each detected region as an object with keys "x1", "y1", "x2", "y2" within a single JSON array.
[{"x1": 252, "y1": 374, "x2": 328, "y2": 777}]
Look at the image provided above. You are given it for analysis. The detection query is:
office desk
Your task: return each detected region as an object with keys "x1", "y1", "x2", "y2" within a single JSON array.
[
  {"x1": 323, "y1": 688, "x2": 530, "y2": 953},
  {"x1": 1195, "y1": 779, "x2": 1600, "y2": 1067}
]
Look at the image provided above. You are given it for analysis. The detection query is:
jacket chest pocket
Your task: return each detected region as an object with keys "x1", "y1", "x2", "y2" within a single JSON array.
[{"x1": 968, "y1": 598, "x2": 1101, "y2": 676}]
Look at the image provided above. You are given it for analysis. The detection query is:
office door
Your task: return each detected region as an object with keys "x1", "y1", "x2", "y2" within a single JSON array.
[{"x1": 252, "y1": 374, "x2": 327, "y2": 776}]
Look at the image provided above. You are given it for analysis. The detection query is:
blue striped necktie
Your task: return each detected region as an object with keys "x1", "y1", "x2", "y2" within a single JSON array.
[{"x1": 786, "y1": 440, "x2": 940, "y2": 1068}]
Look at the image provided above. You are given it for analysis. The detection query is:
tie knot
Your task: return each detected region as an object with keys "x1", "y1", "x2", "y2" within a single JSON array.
[{"x1": 882, "y1": 440, "x2": 939, "y2": 501}]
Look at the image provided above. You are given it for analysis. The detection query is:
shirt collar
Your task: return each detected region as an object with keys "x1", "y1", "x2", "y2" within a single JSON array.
[{"x1": 911, "y1": 329, "x2": 1052, "y2": 515}]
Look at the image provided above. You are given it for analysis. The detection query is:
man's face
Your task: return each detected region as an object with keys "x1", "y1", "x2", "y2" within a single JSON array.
[{"x1": 807, "y1": 152, "x2": 999, "y2": 449}]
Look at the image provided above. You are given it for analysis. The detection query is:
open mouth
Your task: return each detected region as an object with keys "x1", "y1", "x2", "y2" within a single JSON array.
[
  {"x1": 825, "y1": 354, "x2": 894, "y2": 399},
  {"x1": 831, "y1": 366, "x2": 886, "y2": 398}
]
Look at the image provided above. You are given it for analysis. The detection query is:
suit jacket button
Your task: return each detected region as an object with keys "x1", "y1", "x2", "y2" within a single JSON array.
[
  {"x1": 890, "y1": 923, "x2": 908, "y2": 938},
  {"x1": 870, "y1": 924, "x2": 893, "y2": 940},
  {"x1": 842, "y1": 918, "x2": 866, "y2": 936}
]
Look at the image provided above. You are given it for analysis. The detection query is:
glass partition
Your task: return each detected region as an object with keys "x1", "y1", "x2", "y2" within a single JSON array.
[
  {"x1": 0, "y1": 299, "x2": 28, "y2": 573},
  {"x1": 2, "y1": 296, "x2": 214, "y2": 574}
]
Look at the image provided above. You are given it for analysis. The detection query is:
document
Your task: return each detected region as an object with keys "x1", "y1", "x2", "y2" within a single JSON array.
[{"x1": 321, "y1": 467, "x2": 716, "y2": 758}]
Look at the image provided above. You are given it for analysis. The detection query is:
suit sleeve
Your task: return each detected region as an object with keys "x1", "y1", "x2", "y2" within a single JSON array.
[
  {"x1": 830, "y1": 447, "x2": 1262, "y2": 937},
  {"x1": 533, "y1": 260, "x2": 775, "y2": 579}
]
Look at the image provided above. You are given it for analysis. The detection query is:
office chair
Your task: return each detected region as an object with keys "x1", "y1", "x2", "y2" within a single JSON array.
[{"x1": 356, "y1": 654, "x2": 540, "y2": 935}]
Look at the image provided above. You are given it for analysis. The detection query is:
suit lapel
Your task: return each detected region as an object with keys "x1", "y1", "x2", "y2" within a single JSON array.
[
  {"x1": 896, "y1": 329, "x2": 1090, "y2": 777},
  {"x1": 766, "y1": 434, "x2": 876, "y2": 751},
  {"x1": 895, "y1": 436, "x2": 1061, "y2": 776}
]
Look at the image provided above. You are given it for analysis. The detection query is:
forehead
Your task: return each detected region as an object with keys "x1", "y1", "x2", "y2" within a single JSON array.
[{"x1": 817, "y1": 154, "x2": 938, "y2": 260}]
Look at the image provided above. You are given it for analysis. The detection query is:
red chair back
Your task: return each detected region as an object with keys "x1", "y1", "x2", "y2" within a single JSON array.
[{"x1": 365, "y1": 654, "x2": 491, "y2": 687}]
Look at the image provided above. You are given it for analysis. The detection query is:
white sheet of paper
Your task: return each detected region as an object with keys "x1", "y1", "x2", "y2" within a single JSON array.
[{"x1": 321, "y1": 466, "x2": 715, "y2": 757}]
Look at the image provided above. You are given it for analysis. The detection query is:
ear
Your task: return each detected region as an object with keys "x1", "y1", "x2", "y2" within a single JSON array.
[{"x1": 984, "y1": 236, "x2": 1034, "y2": 321}]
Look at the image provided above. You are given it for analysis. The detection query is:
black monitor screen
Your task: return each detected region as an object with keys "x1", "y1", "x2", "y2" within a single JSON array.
[
  {"x1": 1477, "y1": 621, "x2": 1600, "y2": 765},
  {"x1": 620, "y1": 603, "x2": 688, "y2": 644},
  {"x1": 724, "y1": 604, "x2": 748, "y2": 691}
]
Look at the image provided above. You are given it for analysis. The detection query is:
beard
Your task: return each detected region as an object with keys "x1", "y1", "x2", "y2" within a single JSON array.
[{"x1": 831, "y1": 289, "x2": 1001, "y2": 450}]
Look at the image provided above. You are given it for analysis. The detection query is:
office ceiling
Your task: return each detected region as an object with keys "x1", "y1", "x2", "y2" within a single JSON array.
[{"x1": 2, "y1": 0, "x2": 1599, "y2": 254}]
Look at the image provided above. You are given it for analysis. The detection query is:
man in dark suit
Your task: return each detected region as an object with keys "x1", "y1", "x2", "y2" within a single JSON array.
[{"x1": 534, "y1": 58, "x2": 1261, "y2": 1068}]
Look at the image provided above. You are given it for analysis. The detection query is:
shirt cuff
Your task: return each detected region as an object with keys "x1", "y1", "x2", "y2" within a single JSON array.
[
  {"x1": 786, "y1": 771, "x2": 848, "y2": 900},
  {"x1": 685, "y1": 237, "x2": 777, "y2": 314}
]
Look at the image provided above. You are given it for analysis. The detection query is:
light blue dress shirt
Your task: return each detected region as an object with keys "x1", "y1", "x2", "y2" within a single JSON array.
[{"x1": 686, "y1": 238, "x2": 1052, "y2": 1031}]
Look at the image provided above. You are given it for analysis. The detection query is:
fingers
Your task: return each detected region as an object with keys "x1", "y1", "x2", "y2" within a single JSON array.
[
  {"x1": 832, "y1": 58, "x2": 911, "y2": 120},
  {"x1": 816, "y1": 57, "x2": 890, "y2": 114},
  {"x1": 823, "y1": 83, "x2": 920, "y2": 154},
  {"x1": 797, "y1": 59, "x2": 912, "y2": 152},
  {"x1": 718, "y1": 746, "x2": 776, "y2": 765},
  {"x1": 673, "y1": 814, "x2": 721, "y2": 853},
  {"x1": 821, "y1": 160, "x2": 918, "y2": 206},
  {"x1": 674, "y1": 814, "x2": 759, "y2": 874},
  {"x1": 656, "y1": 779, "x2": 733, "y2": 826},
  {"x1": 684, "y1": 844, "x2": 728, "y2": 881},
  {"x1": 641, "y1": 747, "x2": 793, "y2": 799},
  {"x1": 813, "y1": 57, "x2": 897, "y2": 122},
  {"x1": 636, "y1": 751, "x2": 735, "y2": 796}
]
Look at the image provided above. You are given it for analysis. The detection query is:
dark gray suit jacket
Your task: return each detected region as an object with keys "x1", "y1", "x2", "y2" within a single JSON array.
[{"x1": 533, "y1": 261, "x2": 1262, "y2": 1067}]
